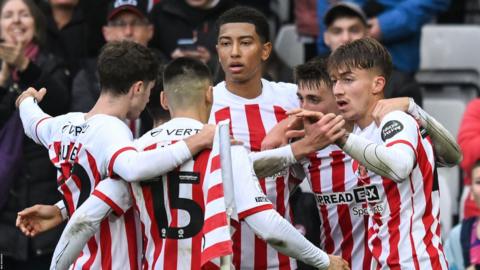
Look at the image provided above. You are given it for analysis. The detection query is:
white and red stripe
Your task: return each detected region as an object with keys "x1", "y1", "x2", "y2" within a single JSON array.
[
  {"x1": 34, "y1": 113, "x2": 140, "y2": 270},
  {"x1": 300, "y1": 145, "x2": 372, "y2": 270},
  {"x1": 354, "y1": 111, "x2": 448, "y2": 269},
  {"x1": 131, "y1": 118, "x2": 232, "y2": 269},
  {"x1": 209, "y1": 79, "x2": 299, "y2": 269}
]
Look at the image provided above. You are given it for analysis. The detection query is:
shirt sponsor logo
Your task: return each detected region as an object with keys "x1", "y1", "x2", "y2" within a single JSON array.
[
  {"x1": 255, "y1": 196, "x2": 269, "y2": 203},
  {"x1": 315, "y1": 185, "x2": 380, "y2": 206}
]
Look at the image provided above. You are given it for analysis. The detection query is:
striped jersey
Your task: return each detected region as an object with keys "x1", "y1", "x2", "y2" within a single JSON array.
[
  {"x1": 353, "y1": 111, "x2": 448, "y2": 269},
  {"x1": 31, "y1": 113, "x2": 140, "y2": 269},
  {"x1": 209, "y1": 79, "x2": 299, "y2": 270},
  {"x1": 131, "y1": 118, "x2": 232, "y2": 270},
  {"x1": 300, "y1": 145, "x2": 372, "y2": 269}
]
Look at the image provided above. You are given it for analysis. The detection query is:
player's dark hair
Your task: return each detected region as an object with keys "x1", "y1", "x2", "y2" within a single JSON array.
[
  {"x1": 216, "y1": 6, "x2": 270, "y2": 43},
  {"x1": 295, "y1": 57, "x2": 333, "y2": 90},
  {"x1": 328, "y1": 37, "x2": 392, "y2": 82},
  {"x1": 146, "y1": 65, "x2": 169, "y2": 122},
  {"x1": 97, "y1": 41, "x2": 159, "y2": 95}
]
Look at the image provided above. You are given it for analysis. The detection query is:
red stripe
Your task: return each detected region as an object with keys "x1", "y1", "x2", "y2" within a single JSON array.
[
  {"x1": 231, "y1": 219, "x2": 241, "y2": 269},
  {"x1": 124, "y1": 208, "x2": 138, "y2": 270},
  {"x1": 60, "y1": 183, "x2": 75, "y2": 215},
  {"x1": 210, "y1": 154, "x2": 220, "y2": 172},
  {"x1": 92, "y1": 190, "x2": 125, "y2": 216},
  {"x1": 207, "y1": 183, "x2": 224, "y2": 203},
  {"x1": 386, "y1": 139, "x2": 417, "y2": 160},
  {"x1": 203, "y1": 212, "x2": 228, "y2": 235},
  {"x1": 331, "y1": 151, "x2": 353, "y2": 265},
  {"x1": 51, "y1": 141, "x2": 61, "y2": 163},
  {"x1": 144, "y1": 143, "x2": 157, "y2": 151},
  {"x1": 86, "y1": 151, "x2": 101, "y2": 185},
  {"x1": 100, "y1": 220, "x2": 112, "y2": 270},
  {"x1": 416, "y1": 135, "x2": 443, "y2": 268},
  {"x1": 273, "y1": 106, "x2": 287, "y2": 122},
  {"x1": 107, "y1": 147, "x2": 137, "y2": 177},
  {"x1": 237, "y1": 204, "x2": 274, "y2": 220},
  {"x1": 141, "y1": 186, "x2": 163, "y2": 269},
  {"x1": 381, "y1": 177, "x2": 401, "y2": 269},
  {"x1": 82, "y1": 238, "x2": 98, "y2": 270},
  {"x1": 192, "y1": 153, "x2": 207, "y2": 269},
  {"x1": 254, "y1": 175, "x2": 268, "y2": 269},
  {"x1": 275, "y1": 176, "x2": 291, "y2": 270},
  {"x1": 214, "y1": 107, "x2": 233, "y2": 135},
  {"x1": 245, "y1": 104, "x2": 266, "y2": 151},
  {"x1": 408, "y1": 175, "x2": 421, "y2": 270},
  {"x1": 34, "y1": 116, "x2": 51, "y2": 142},
  {"x1": 164, "y1": 173, "x2": 178, "y2": 270},
  {"x1": 201, "y1": 240, "x2": 233, "y2": 266},
  {"x1": 308, "y1": 153, "x2": 321, "y2": 193},
  {"x1": 362, "y1": 215, "x2": 372, "y2": 269}
]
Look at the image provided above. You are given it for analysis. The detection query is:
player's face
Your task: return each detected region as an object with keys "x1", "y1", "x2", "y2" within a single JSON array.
[
  {"x1": 331, "y1": 68, "x2": 379, "y2": 127},
  {"x1": 103, "y1": 12, "x2": 153, "y2": 47},
  {"x1": 297, "y1": 82, "x2": 339, "y2": 114},
  {"x1": 324, "y1": 17, "x2": 367, "y2": 51},
  {"x1": 471, "y1": 166, "x2": 480, "y2": 207},
  {"x1": 216, "y1": 22, "x2": 271, "y2": 84},
  {"x1": 128, "y1": 80, "x2": 154, "y2": 119},
  {"x1": 0, "y1": 0, "x2": 35, "y2": 45}
]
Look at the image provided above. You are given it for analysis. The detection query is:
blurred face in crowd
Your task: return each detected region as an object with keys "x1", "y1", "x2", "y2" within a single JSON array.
[
  {"x1": 471, "y1": 165, "x2": 480, "y2": 207},
  {"x1": 49, "y1": 0, "x2": 79, "y2": 8},
  {"x1": 324, "y1": 17, "x2": 367, "y2": 51},
  {"x1": 186, "y1": 0, "x2": 213, "y2": 9},
  {"x1": 103, "y1": 11, "x2": 153, "y2": 47},
  {"x1": 0, "y1": 0, "x2": 35, "y2": 44},
  {"x1": 297, "y1": 82, "x2": 338, "y2": 114},
  {"x1": 217, "y1": 22, "x2": 271, "y2": 84}
]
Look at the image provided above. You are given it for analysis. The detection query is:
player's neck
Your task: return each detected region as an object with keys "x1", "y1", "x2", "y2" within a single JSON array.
[
  {"x1": 357, "y1": 97, "x2": 381, "y2": 129},
  {"x1": 225, "y1": 74, "x2": 263, "y2": 99},
  {"x1": 85, "y1": 94, "x2": 130, "y2": 120},
  {"x1": 170, "y1": 109, "x2": 209, "y2": 124}
]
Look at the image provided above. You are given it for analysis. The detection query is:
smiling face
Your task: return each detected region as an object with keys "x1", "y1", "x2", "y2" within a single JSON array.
[
  {"x1": 0, "y1": 0, "x2": 35, "y2": 44},
  {"x1": 216, "y1": 22, "x2": 271, "y2": 84}
]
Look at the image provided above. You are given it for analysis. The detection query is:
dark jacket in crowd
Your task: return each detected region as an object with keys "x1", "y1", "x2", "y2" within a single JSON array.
[
  {"x1": 149, "y1": 0, "x2": 236, "y2": 59},
  {"x1": 0, "y1": 51, "x2": 70, "y2": 261}
]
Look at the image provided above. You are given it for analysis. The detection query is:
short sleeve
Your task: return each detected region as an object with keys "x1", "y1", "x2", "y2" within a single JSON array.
[
  {"x1": 231, "y1": 146, "x2": 273, "y2": 220},
  {"x1": 92, "y1": 178, "x2": 132, "y2": 216}
]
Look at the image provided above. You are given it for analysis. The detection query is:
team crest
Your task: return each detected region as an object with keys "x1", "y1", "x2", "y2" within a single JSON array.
[{"x1": 352, "y1": 160, "x2": 369, "y2": 182}]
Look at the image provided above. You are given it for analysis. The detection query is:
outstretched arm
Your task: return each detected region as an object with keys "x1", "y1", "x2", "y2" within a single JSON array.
[{"x1": 16, "y1": 201, "x2": 66, "y2": 237}]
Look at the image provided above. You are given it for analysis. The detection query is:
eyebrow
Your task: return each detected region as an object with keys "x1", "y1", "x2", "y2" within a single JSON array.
[{"x1": 219, "y1": 35, "x2": 254, "y2": 40}]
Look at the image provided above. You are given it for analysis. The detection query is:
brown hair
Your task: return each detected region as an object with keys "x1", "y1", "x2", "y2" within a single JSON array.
[
  {"x1": 328, "y1": 37, "x2": 392, "y2": 81},
  {"x1": 0, "y1": 0, "x2": 47, "y2": 46},
  {"x1": 294, "y1": 57, "x2": 333, "y2": 91}
]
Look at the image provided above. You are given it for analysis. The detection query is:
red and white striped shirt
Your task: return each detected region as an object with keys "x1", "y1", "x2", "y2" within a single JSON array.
[
  {"x1": 209, "y1": 79, "x2": 299, "y2": 270},
  {"x1": 300, "y1": 145, "x2": 372, "y2": 269},
  {"x1": 32, "y1": 113, "x2": 140, "y2": 270},
  {"x1": 354, "y1": 111, "x2": 448, "y2": 269},
  {"x1": 131, "y1": 118, "x2": 232, "y2": 269}
]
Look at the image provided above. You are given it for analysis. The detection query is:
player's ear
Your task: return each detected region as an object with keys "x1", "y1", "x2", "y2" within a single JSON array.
[
  {"x1": 205, "y1": 85, "x2": 213, "y2": 105},
  {"x1": 130, "y1": 81, "x2": 143, "y2": 97},
  {"x1": 261, "y1": 41, "x2": 272, "y2": 61},
  {"x1": 160, "y1": 91, "x2": 169, "y2": 110},
  {"x1": 372, "y1": 75, "x2": 385, "y2": 95}
]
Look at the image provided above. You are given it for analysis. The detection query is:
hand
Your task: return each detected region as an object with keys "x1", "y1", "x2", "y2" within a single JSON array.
[
  {"x1": 171, "y1": 46, "x2": 211, "y2": 64},
  {"x1": 0, "y1": 61, "x2": 11, "y2": 87},
  {"x1": 16, "y1": 204, "x2": 63, "y2": 237},
  {"x1": 367, "y1": 17, "x2": 382, "y2": 40},
  {"x1": 185, "y1": 124, "x2": 216, "y2": 155},
  {"x1": 372, "y1": 97, "x2": 410, "y2": 126},
  {"x1": 261, "y1": 117, "x2": 299, "y2": 150},
  {"x1": 326, "y1": 255, "x2": 350, "y2": 269},
  {"x1": 0, "y1": 36, "x2": 29, "y2": 70},
  {"x1": 15, "y1": 87, "x2": 47, "y2": 108}
]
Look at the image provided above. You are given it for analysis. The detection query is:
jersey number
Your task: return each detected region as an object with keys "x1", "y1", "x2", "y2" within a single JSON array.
[
  {"x1": 144, "y1": 171, "x2": 204, "y2": 239},
  {"x1": 70, "y1": 163, "x2": 91, "y2": 208}
]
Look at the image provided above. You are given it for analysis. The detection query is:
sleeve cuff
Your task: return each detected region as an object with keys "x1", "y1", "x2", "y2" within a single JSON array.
[{"x1": 55, "y1": 200, "x2": 68, "y2": 221}]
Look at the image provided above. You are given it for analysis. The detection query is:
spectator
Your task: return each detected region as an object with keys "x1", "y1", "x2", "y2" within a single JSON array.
[
  {"x1": 149, "y1": 0, "x2": 235, "y2": 76},
  {"x1": 322, "y1": 2, "x2": 423, "y2": 105},
  {"x1": 316, "y1": 0, "x2": 450, "y2": 73},
  {"x1": 71, "y1": 0, "x2": 166, "y2": 136},
  {"x1": 295, "y1": 0, "x2": 319, "y2": 61},
  {"x1": 458, "y1": 98, "x2": 480, "y2": 219},
  {"x1": 39, "y1": 0, "x2": 88, "y2": 78},
  {"x1": 444, "y1": 160, "x2": 480, "y2": 269},
  {"x1": 0, "y1": 0, "x2": 69, "y2": 268}
]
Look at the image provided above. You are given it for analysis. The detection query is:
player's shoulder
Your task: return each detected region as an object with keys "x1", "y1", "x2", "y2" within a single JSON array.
[
  {"x1": 382, "y1": 110, "x2": 417, "y2": 127},
  {"x1": 261, "y1": 79, "x2": 297, "y2": 95},
  {"x1": 84, "y1": 114, "x2": 131, "y2": 138}
]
